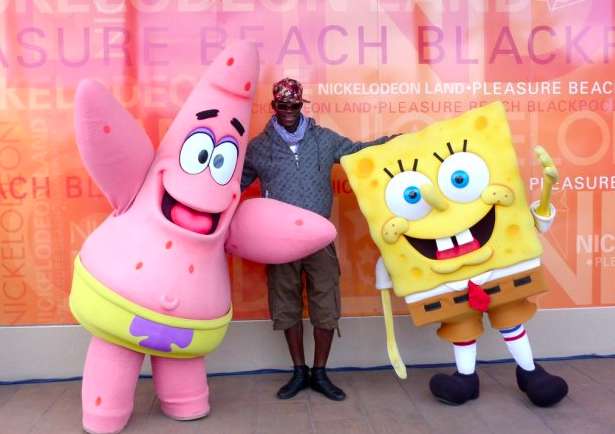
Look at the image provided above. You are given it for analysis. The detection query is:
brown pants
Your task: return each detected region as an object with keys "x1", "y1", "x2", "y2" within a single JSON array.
[
  {"x1": 407, "y1": 267, "x2": 547, "y2": 343},
  {"x1": 266, "y1": 244, "x2": 341, "y2": 330}
]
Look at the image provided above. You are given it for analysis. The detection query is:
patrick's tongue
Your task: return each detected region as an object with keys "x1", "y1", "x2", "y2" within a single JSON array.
[{"x1": 170, "y1": 202, "x2": 214, "y2": 234}]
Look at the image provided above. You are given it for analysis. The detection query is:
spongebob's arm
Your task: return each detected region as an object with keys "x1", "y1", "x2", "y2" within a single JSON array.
[
  {"x1": 375, "y1": 257, "x2": 407, "y2": 379},
  {"x1": 75, "y1": 79, "x2": 154, "y2": 214},
  {"x1": 225, "y1": 198, "x2": 337, "y2": 264},
  {"x1": 530, "y1": 146, "x2": 559, "y2": 233}
]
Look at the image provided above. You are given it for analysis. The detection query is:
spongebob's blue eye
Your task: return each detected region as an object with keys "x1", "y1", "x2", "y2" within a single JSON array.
[
  {"x1": 385, "y1": 171, "x2": 433, "y2": 221},
  {"x1": 451, "y1": 170, "x2": 469, "y2": 188},
  {"x1": 437, "y1": 152, "x2": 489, "y2": 203},
  {"x1": 403, "y1": 186, "x2": 421, "y2": 204}
]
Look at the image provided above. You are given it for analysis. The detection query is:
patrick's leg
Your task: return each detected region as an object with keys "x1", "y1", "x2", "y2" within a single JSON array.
[
  {"x1": 151, "y1": 356, "x2": 209, "y2": 420},
  {"x1": 82, "y1": 337, "x2": 144, "y2": 434}
]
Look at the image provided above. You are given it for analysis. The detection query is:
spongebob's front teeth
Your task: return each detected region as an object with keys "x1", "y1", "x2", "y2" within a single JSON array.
[
  {"x1": 455, "y1": 229, "x2": 474, "y2": 245},
  {"x1": 436, "y1": 237, "x2": 454, "y2": 252}
]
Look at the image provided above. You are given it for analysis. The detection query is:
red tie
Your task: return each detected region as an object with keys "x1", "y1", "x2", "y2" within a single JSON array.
[{"x1": 468, "y1": 280, "x2": 491, "y2": 313}]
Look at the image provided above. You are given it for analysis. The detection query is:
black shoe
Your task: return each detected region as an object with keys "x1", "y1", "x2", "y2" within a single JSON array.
[
  {"x1": 310, "y1": 367, "x2": 346, "y2": 401},
  {"x1": 277, "y1": 365, "x2": 310, "y2": 399},
  {"x1": 429, "y1": 371, "x2": 480, "y2": 405},
  {"x1": 516, "y1": 364, "x2": 568, "y2": 407}
]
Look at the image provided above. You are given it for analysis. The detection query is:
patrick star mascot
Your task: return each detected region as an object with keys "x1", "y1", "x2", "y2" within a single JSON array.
[{"x1": 69, "y1": 42, "x2": 336, "y2": 434}]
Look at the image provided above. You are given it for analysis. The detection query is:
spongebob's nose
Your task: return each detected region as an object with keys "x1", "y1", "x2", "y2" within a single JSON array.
[
  {"x1": 419, "y1": 184, "x2": 449, "y2": 211},
  {"x1": 481, "y1": 184, "x2": 515, "y2": 206}
]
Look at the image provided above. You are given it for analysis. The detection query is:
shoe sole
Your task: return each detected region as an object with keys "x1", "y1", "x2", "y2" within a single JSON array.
[{"x1": 277, "y1": 384, "x2": 309, "y2": 400}]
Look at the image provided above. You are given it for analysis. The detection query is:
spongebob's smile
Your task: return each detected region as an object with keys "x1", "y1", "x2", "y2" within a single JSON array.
[{"x1": 403, "y1": 206, "x2": 495, "y2": 260}]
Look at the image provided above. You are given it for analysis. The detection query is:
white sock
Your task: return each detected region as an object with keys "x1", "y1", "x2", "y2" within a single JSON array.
[
  {"x1": 500, "y1": 324, "x2": 535, "y2": 371},
  {"x1": 453, "y1": 340, "x2": 477, "y2": 375}
]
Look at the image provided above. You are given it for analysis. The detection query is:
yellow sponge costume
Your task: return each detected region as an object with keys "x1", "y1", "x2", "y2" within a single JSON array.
[{"x1": 340, "y1": 103, "x2": 568, "y2": 409}]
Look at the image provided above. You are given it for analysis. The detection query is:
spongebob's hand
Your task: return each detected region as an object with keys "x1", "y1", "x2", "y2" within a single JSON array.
[{"x1": 534, "y1": 146, "x2": 559, "y2": 217}]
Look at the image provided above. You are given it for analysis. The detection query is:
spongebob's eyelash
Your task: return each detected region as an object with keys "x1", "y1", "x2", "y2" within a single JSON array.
[
  {"x1": 383, "y1": 158, "x2": 419, "y2": 178},
  {"x1": 433, "y1": 139, "x2": 469, "y2": 162}
]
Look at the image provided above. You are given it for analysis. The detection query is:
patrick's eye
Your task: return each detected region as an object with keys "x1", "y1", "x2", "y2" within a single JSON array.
[
  {"x1": 437, "y1": 152, "x2": 489, "y2": 203},
  {"x1": 180, "y1": 131, "x2": 214, "y2": 174},
  {"x1": 210, "y1": 141, "x2": 238, "y2": 185},
  {"x1": 385, "y1": 171, "x2": 433, "y2": 221}
]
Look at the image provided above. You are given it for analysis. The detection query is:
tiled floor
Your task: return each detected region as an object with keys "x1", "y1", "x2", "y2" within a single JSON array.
[{"x1": 1, "y1": 359, "x2": 615, "y2": 434}]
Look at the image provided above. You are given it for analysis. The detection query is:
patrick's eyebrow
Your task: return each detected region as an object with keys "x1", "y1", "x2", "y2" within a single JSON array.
[
  {"x1": 231, "y1": 118, "x2": 245, "y2": 136},
  {"x1": 196, "y1": 109, "x2": 219, "y2": 120}
]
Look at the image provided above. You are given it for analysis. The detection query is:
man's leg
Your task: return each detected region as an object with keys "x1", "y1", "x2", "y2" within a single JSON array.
[
  {"x1": 313, "y1": 326, "x2": 333, "y2": 368},
  {"x1": 304, "y1": 244, "x2": 345, "y2": 401},
  {"x1": 267, "y1": 261, "x2": 310, "y2": 399},
  {"x1": 284, "y1": 321, "x2": 305, "y2": 366}
]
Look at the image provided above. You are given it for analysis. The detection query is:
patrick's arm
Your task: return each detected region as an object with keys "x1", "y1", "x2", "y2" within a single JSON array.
[
  {"x1": 75, "y1": 79, "x2": 155, "y2": 214},
  {"x1": 225, "y1": 198, "x2": 337, "y2": 264}
]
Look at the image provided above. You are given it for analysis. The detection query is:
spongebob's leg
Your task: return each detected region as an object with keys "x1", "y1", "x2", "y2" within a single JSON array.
[
  {"x1": 430, "y1": 312, "x2": 483, "y2": 405},
  {"x1": 490, "y1": 300, "x2": 568, "y2": 407},
  {"x1": 151, "y1": 356, "x2": 209, "y2": 420},
  {"x1": 82, "y1": 337, "x2": 144, "y2": 434},
  {"x1": 499, "y1": 324, "x2": 534, "y2": 370}
]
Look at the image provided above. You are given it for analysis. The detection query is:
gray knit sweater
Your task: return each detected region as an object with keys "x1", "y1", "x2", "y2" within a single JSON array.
[{"x1": 241, "y1": 117, "x2": 389, "y2": 218}]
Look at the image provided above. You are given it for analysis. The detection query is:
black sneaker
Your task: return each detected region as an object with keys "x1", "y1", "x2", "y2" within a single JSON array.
[
  {"x1": 277, "y1": 365, "x2": 310, "y2": 399},
  {"x1": 516, "y1": 364, "x2": 568, "y2": 407},
  {"x1": 310, "y1": 367, "x2": 346, "y2": 401},
  {"x1": 429, "y1": 371, "x2": 480, "y2": 405}
]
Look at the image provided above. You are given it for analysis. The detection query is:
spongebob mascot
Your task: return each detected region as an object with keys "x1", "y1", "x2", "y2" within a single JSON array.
[{"x1": 340, "y1": 102, "x2": 568, "y2": 407}]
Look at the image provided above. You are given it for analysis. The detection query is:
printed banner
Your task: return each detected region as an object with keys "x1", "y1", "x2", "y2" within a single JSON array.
[{"x1": 0, "y1": 0, "x2": 614, "y2": 325}]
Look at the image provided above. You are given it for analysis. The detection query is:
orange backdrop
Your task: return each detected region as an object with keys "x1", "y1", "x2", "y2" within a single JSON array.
[{"x1": 1, "y1": 0, "x2": 614, "y2": 325}]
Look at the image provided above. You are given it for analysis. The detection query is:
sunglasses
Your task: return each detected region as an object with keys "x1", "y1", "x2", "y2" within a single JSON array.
[{"x1": 274, "y1": 101, "x2": 302, "y2": 110}]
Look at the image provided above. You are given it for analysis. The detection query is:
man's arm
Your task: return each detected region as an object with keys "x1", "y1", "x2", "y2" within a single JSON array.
[
  {"x1": 319, "y1": 127, "x2": 390, "y2": 162},
  {"x1": 240, "y1": 140, "x2": 259, "y2": 191}
]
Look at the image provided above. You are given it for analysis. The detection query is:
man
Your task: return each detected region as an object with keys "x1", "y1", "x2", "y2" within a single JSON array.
[{"x1": 241, "y1": 78, "x2": 392, "y2": 401}]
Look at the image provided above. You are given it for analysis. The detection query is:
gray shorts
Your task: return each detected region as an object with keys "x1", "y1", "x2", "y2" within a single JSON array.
[{"x1": 266, "y1": 244, "x2": 341, "y2": 330}]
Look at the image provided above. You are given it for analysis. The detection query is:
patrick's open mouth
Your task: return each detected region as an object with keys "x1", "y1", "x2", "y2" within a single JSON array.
[
  {"x1": 161, "y1": 190, "x2": 220, "y2": 235},
  {"x1": 404, "y1": 206, "x2": 495, "y2": 260}
]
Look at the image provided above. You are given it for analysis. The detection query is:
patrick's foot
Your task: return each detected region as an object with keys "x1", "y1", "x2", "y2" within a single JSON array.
[
  {"x1": 83, "y1": 410, "x2": 131, "y2": 434},
  {"x1": 160, "y1": 394, "x2": 210, "y2": 421}
]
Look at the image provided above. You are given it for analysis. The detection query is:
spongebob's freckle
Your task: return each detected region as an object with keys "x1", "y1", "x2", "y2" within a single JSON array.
[
  {"x1": 370, "y1": 179, "x2": 379, "y2": 188},
  {"x1": 356, "y1": 158, "x2": 374, "y2": 178},
  {"x1": 411, "y1": 267, "x2": 423, "y2": 279},
  {"x1": 507, "y1": 224, "x2": 520, "y2": 238}
]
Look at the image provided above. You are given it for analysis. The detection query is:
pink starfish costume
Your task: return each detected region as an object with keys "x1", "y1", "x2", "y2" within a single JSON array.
[{"x1": 69, "y1": 42, "x2": 336, "y2": 434}]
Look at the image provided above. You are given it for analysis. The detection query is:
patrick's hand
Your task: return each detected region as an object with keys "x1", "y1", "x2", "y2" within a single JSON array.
[
  {"x1": 225, "y1": 198, "x2": 337, "y2": 264},
  {"x1": 75, "y1": 79, "x2": 154, "y2": 214}
]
